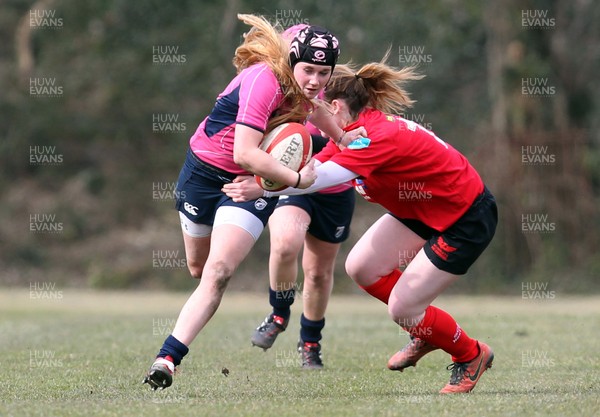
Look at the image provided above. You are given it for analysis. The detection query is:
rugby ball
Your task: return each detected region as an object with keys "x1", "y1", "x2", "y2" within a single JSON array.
[{"x1": 256, "y1": 122, "x2": 312, "y2": 191}]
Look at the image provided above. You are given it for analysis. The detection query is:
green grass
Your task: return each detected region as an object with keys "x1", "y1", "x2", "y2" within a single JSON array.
[{"x1": 1, "y1": 290, "x2": 599, "y2": 417}]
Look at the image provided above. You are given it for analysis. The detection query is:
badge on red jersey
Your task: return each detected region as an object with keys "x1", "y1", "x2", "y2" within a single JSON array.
[
  {"x1": 347, "y1": 137, "x2": 371, "y2": 150},
  {"x1": 353, "y1": 178, "x2": 371, "y2": 201}
]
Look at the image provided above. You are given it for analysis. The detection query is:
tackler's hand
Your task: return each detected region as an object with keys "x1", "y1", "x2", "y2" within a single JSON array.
[
  {"x1": 338, "y1": 127, "x2": 368, "y2": 149},
  {"x1": 222, "y1": 176, "x2": 264, "y2": 202}
]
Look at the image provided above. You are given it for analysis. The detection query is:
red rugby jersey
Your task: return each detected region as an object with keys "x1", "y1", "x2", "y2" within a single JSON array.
[{"x1": 314, "y1": 108, "x2": 484, "y2": 231}]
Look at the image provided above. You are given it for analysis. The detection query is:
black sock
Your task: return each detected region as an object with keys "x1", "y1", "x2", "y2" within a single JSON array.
[
  {"x1": 157, "y1": 334, "x2": 189, "y2": 366},
  {"x1": 269, "y1": 287, "x2": 295, "y2": 320},
  {"x1": 300, "y1": 314, "x2": 325, "y2": 343}
]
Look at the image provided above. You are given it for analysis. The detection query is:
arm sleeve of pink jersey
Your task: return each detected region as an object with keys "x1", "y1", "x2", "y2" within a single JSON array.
[{"x1": 236, "y1": 65, "x2": 282, "y2": 133}]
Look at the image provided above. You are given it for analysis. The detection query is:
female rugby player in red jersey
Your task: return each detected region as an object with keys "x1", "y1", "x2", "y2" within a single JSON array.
[{"x1": 224, "y1": 57, "x2": 498, "y2": 394}]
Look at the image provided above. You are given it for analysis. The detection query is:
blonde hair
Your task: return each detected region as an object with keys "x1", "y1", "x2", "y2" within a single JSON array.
[
  {"x1": 233, "y1": 14, "x2": 313, "y2": 132},
  {"x1": 324, "y1": 50, "x2": 423, "y2": 117}
]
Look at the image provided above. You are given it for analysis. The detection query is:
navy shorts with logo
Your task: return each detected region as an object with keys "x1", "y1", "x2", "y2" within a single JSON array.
[
  {"x1": 392, "y1": 186, "x2": 498, "y2": 275},
  {"x1": 175, "y1": 148, "x2": 278, "y2": 226},
  {"x1": 276, "y1": 187, "x2": 355, "y2": 243}
]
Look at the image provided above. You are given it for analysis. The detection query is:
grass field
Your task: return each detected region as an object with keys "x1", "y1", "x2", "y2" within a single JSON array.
[{"x1": 1, "y1": 289, "x2": 599, "y2": 417}]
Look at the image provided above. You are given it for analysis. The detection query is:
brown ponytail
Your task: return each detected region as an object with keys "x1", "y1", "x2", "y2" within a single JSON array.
[{"x1": 324, "y1": 49, "x2": 423, "y2": 117}]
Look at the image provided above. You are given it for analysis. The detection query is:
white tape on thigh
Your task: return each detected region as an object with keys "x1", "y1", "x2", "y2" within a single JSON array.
[
  {"x1": 179, "y1": 211, "x2": 212, "y2": 238},
  {"x1": 213, "y1": 206, "x2": 264, "y2": 241}
]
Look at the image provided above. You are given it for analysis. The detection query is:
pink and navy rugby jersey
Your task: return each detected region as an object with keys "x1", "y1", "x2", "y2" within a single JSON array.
[{"x1": 190, "y1": 63, "x2": 285, "y2": 174}]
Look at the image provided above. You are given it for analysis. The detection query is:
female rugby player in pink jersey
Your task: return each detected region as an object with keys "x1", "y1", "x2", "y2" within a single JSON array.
[
  {"x1": 224, "y1": 57, "x2": 498, "y2": 394},
  {"x1": 142, "y1": 15, "x2": 359, "y2": 390},
  {"x1": 248, "y1": 25, "x2": 356, "y2": 370},
  {"x1": 250, "y1": 118, "x2": 356, "y2": 369}
]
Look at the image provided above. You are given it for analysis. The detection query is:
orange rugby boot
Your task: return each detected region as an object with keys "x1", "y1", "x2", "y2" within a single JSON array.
[
  {"x1": 439, "y1": 341, "x2": 494, "y2": 394},
  {"x1": 387, "y1": 336, "x2": 439, "y2": 371}
]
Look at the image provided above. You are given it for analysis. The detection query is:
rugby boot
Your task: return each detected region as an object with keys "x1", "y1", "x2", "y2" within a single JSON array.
[
  {"x1": 439, "y1": 341, "x2": 494, "y2": 394},
  {"x1": 142, "y1": 356, "x2": 175, "y2": 391},
  {"x1": 251, "y1": 314, "x2": 289, "y2": 351},
  {"x1": 297, "y1": 338, "x2": 323, "y2": 369},
  {"x1": 387, "y1": 336, "x2": 439, "y2": 371}
]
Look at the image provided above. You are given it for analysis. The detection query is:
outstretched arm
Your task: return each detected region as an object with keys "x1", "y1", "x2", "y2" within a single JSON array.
[
  {"x1": 266, "y1": 160, "x2": 357, "y2": 196},
  {"x1": 222, "y1": 160, "x2": 358, "y2": 202}
]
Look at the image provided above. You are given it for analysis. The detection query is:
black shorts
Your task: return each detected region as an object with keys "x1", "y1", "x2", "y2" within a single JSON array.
[
  {"x1": 393, "y1": 186, "x2": 498, "y2": 275},
  {"x1": 175, "y1": 149, "x2": 278, "y2": 226},
  {"x1": 275, "y1": 187, "x2": 355, "y2": 243}
]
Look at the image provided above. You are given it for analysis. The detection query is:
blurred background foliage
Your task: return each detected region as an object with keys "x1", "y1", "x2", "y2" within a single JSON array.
[{"x1": 1, "y1": 0, "x2": 599, "y2": 294}]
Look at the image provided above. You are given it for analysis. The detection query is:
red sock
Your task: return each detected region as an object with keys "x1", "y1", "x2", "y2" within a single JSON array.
[
  {"x1": 359, "y1": 270, "x2": 402, "y2": 304},
  {"x1": 408, "y1": 305, "x2": 479, "y2": 363}
]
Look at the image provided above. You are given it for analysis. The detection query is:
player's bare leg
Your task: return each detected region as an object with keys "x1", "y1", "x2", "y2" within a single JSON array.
[
  {"x1": 172, "y1": 223, "x2": 256, "y2": 344},
  {"x1": 251, "y1": 206, "x2": 308, "y2": 350},
  {"x1": 346, "y1": 214, "x2": 493, "y2": 392},
  {"x1": 390, "y1": 253, "x2": 493, "y2": 393},
  {"x1": 301, "y1": 234, "x2": 338, "y2": 320},
  {"x1": 142, "y1": 226, "x2": 211, "y2": 390},
  {"x1": 345, "y1": 214, "x2": 425, "y2": 288},
  {"x1": 345, "y1": 215, "x2": 439, "y2": 371},
  {"x1": 297, "y1": 234, "x2": 339, "y2": 368},
  {"x1": 181, "y1": 232, "x2": 211, "y2": 279},
  {"x1": 388, "y1": 250, "x2": 458, "y2": 328},
  {"x1": 268, "y1": 205, "x2": 308, "y2": 297},
  {"x1": 144, "y1": 223, "x2": 256, "y2": 390}
]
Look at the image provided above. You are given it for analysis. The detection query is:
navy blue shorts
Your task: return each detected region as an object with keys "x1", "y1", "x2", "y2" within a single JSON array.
[
  {"x1": 392, "y1": 186, "x2": 498, "y2": 275},
  {"x1": 311, "y1": 134, "x2": 329, "y2": 155},
  {"x1": 175, "y1": 149, "x2": 278, "y2": 226},
  {"x1": 275, "y1": 187, "x2": 355, "y2": 243}
]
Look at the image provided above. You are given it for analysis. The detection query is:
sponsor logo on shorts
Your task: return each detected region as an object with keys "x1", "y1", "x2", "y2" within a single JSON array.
[
  {"x1": 183, "y1": 202, "x2": 198, "y2": 216},
  {"x1": 334, "y1": 226, "x2": 345, "y2": 239},
  {"x1": 430, "y1": 236, "x2": 457, "y2": 261},
  {"x1": 255, "y1": 198, "x2": 268, "y2": 211}
]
